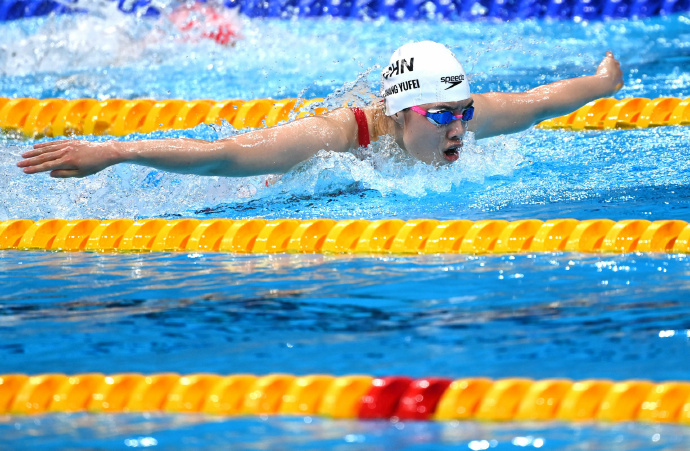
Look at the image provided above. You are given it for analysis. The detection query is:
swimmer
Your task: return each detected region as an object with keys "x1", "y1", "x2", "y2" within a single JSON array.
[
  {"x1": 18, "y1": 41, "x2": 623, "y2": 178},
  {"x1": 168, "y1": 3, "x2": 242, "y2": 46}
]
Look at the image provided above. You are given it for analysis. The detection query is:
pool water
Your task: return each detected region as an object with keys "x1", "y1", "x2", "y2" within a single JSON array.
[
  {"x1": 2, "y1": 251, "x2": 690, "y2": 448},
  {"x1": 1, "y1": 3, "x2": 690, "y2": 449}
]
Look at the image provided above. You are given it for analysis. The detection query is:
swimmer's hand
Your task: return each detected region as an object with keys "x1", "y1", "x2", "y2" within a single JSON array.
[
  {"x1": 18, "y1": 139, "x2": 122, "y2": 178},
  {"x1": 596, "y1": 51, "x2": 624, "y2": 95}
]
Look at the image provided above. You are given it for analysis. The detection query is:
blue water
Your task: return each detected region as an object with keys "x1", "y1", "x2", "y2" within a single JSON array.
[
  {"x1": 2, "y1": 251, "x2": 690, "y2": 380},
  {"x1": 2, "y1": 250, "x2": 690, "y2": 449},
  {"x1": 1, "y1": 4, "x2": 690, "y2": 450}
]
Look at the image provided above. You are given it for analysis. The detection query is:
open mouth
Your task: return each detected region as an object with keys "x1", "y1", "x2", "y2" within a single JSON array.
[{"x1": 443, "y1": 145, "x2": 461, "y2": 162}]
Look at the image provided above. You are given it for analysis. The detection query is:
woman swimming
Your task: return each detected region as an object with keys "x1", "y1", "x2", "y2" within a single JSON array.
[{"x1": 18, "y1": 41, "x2": 623, "y2": 178}]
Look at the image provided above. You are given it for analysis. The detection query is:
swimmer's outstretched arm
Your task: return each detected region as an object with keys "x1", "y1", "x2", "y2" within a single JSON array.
[
  {"x1": 470, "y1": 52, "x2": 624, "y2": 139},
  {"x1": 18, "y1": 108, "x2": 359, "y2": 178}
]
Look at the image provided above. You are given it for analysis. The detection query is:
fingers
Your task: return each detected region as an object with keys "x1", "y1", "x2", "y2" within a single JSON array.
[
  {"x1": 23, "y1": 139, "x2": 79, "y2": 157},
  {"x1": 604, "y1": 51, "x2": 621, "y2": 67},
  {"x1": 18, "y1": 140, "x2": 81, "y2": 174},
  {"x1": 17, "y1": 148, "x2": 65, "y2": 170},
  {"x1": 22, "y1": 158, "x2": 77, "y2": 175},
  {"x1": 18, "y1": 149, "x2": 79, "y2": 175},
  {"x1": 18, "y1": 139, "x2": 100, "y2": 178},
  {"x1": 597, "y1": 51, "x2": 623, "y2": 95}
]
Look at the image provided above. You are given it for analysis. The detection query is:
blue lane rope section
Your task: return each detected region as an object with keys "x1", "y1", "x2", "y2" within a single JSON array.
[
  {"x1": 0, "y1": 0, "x2": 159, "y2": 21},
  {"x1": 0, "y1": 0, "x2": 688, "y2": 23}
]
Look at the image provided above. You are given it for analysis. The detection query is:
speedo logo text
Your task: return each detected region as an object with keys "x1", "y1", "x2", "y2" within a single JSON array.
[{"x1": 441, "y1": 75, "x2": 465, "y2": 90}]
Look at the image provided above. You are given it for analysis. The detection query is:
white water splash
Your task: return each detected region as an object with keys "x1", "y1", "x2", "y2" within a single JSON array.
[
  {"x1": 270, "y1": 132, "x2": 524, "y2": 198},
  {"x1": 0, "y1": 0, "x2": 243, "y2": 77},
  {"x1": 1, "y1": 127, "x2": 525, "y2": 220}
]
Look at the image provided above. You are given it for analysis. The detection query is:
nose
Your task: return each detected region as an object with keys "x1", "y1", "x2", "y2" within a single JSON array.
[{"x1": 446, "y1": 119, "x2": 466, "y2": 141}]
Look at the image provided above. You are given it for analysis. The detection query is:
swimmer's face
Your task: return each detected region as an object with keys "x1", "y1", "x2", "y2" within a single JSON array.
[{"x1": 397, "y1": 100, "x2": 473, "y2": 165}]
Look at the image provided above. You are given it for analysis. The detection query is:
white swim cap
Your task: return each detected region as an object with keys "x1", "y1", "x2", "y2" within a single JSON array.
[{"x1": 381, "y1": 41, "x2": 471, "y2": 116}]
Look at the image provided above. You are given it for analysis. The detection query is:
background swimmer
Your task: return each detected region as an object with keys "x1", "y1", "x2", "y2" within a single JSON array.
[
  {"x1": 0, "y1": 3, "x2": 240, "y2": 77},
  {"x1": 18, "y1": 41, "x2": 623, "y2": 178}
]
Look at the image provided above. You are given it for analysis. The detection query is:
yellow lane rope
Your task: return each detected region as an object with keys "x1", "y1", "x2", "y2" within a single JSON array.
[
  {"x1": 1, "y1": 218, "x2": 689, "y2": 254},
  {"x1": 0, "y1": 97, "x2": 327, "y2": 138},
  {"x1": 0, "y1": 96, "x2": 687, "y2": 138},
  {"x1": 2, "y1": 373, "x2": 688, "y2": 423}
]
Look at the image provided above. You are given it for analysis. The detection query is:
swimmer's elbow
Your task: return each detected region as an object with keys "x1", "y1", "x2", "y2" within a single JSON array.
[
  {"x1": 204, "y1": 163, "x2": 278, "y2": 178},
  {"x1": 202, "y1": 143, "x2": 291, "y2": 177},
  {"x1": 169, "y1": 140, "x2": 247, "y2": 177}
]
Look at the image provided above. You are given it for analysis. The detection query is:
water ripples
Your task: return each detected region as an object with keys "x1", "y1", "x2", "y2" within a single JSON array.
[{"x1": 2, "y1": 251, "x2": 690, "y2": 380}]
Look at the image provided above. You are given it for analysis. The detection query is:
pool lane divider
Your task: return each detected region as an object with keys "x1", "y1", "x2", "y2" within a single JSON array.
[
  {"x1": 0, "y1": 96, "x2": 688, "y2": 139},
  {"x1": 3, "y1": 218, "x2": 690, "y2": 254},
  {"x1": 2, "y1": 373, "x2": 690, "y2": 423},
  {"x1": 0, "y1": 0, "x2": 687, "y2": 22},
  {"x1": 0, "y1": 97, "x2": 329, "y2": 138},
  {"x1": 536, "y1": 96, "x2": 690, "y2": 130}
]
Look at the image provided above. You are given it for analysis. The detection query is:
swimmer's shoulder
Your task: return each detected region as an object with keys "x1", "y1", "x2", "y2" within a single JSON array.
[
  {"x1": 307, "y1": 104, "x2": 387, "y2": 152},
  {"x1": 466, "y1": 93, "x2": 494, "y2": 136},
  {"x1": 309, "y1": 106, "x2": 361, "y2": 152}
]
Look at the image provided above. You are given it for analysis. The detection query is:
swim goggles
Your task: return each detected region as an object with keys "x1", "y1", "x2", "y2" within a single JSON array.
[{"x1": 409, "y1": 105, "x2": 474, "y2": 125}]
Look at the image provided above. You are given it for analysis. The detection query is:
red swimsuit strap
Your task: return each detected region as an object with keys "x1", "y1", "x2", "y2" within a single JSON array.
[{"x1": 351, "y1": 107, "x2": 370, "y2": 149}]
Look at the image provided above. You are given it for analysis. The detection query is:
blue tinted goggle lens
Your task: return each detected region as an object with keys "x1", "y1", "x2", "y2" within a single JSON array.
[{"x1": 426, "y1": 106, "x2": 474, "y2": 125}]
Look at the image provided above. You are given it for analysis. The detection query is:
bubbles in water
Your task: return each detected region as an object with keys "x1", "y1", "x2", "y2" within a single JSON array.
[
  {"x1": 269, "y1": 132, "x2": 523, "y2": 199},
  {"x1": 0, "y1": 14, "x2": 146, "y2": 77},
  {"x1": 0, "y1": 0, "x2": 246, "y2": 78}
]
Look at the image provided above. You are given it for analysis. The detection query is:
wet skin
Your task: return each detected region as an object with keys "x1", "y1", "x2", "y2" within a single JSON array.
[{"x1": 395, "y1": 99, "x2": 474, "y2": 166}]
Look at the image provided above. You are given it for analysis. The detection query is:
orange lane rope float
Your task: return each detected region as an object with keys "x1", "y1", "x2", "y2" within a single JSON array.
[
  {"x1": 2, "y1": 373, "x2": 690, "y2": 423},
  {"x1": 0, "y1": 97, "x2": 328, "y2": 138},
  {"x1": 2, "y1": 218, "x2": 690, "y2": 254},
  {"x1": 0, "y1": 97, "x2": 688, "y2": 138},
  {"x1": 536, "y1": 96, "x2": 690, "y2": 130}
]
